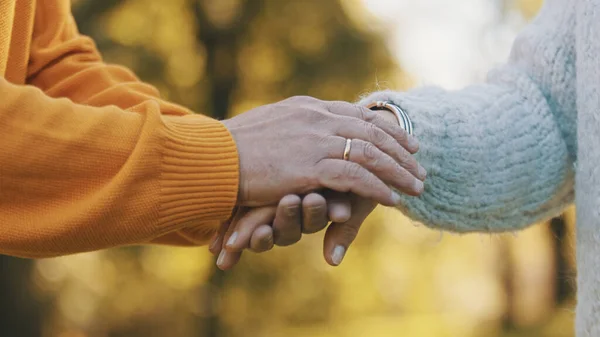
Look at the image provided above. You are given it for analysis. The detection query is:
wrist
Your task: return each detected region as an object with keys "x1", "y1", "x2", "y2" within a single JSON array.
[
  {"x1": 158, "y1": 115, "x2": 240, "y2": 228},
  {"x1": 220, "y1": 119, "x2": 245, "y2": 206},
  {"x1": 365, "y1": 101, "x2": 413, "y2": 135}
]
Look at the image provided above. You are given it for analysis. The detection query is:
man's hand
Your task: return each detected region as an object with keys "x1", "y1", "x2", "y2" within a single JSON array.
[
  {"x1": 211, "y1": 106, "x2": 422, "y2": 270},
  {"x1": 222, "y1": 96, "x2": 425, "y2": 209}
]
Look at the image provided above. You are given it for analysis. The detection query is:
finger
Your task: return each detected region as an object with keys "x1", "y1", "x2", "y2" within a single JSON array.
[
  {"x1": 216, "y1": 249, "x2": 243, "y2": 271},
  {"x1": 330, "y1": 117, "x2": 426, "y2": 181},
  {"x1": 327, "y1": 101, "x2": 420, "y2": 155},
  {"x1": 329, "y1": 137, "x2": 424, "y2": 196},
  {"x1": 209, "y1": 217, "x2": 234, "y2": 255},
  {"x1": 323, "y1": 198, "x2": 377, "y2": 266},
  {"x1": 273, "y1": 194, "x2": 303, "y2": 246},
  {"x1": 301, "y1": 193, "x2": 329, "y2": 234},
  {"x1": 223, "y1": 207, "x2": 277, "y2": 252},
  {"x1": 316, "y1": 159, "x2": 403, "y2": 206},
  {"x1": 324, "y1": 191, "x2": 352, "y2": 223},
  {"x1": 249, "y1": 225, "x2": 275, "y2": 253},
  {"x1": 215, "y1": 207, "x2": 248, "y2": 254}
]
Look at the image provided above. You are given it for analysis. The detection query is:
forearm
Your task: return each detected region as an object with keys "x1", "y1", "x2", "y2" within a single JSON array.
[
  {"x1": 26, "y1": 0, "x2": 224, "y2": 247},
  {"x1": 360, "y1": 0, "x2": 576, "y2": 232},
  {"x1": 361, "y1": 85, "x2": 574, "y2": 232},
  {"x1": 0, "y1": 79, "x2": 238, "y2": 258},
  {"x1": 28, "y1": 0, "x2": 191, "y2": 115}
]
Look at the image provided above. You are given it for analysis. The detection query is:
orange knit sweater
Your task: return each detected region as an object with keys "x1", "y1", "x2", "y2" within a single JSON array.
[{"x1": 0, "y1": 0, "x2": 239, "y2": 258}]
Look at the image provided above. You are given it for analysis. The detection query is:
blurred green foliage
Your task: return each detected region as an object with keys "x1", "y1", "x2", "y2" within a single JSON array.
[
  {"x1": 71, "y1": 0, "x2": 402, "y2": 119},
  {"x1": 0, "y1": 0, "x2": 576, "y2": 337}
]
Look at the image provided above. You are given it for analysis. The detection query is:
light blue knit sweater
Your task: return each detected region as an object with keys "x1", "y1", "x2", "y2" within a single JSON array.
[{"x1": 360, "y1": 0, "x2": 599, "y2": 335}]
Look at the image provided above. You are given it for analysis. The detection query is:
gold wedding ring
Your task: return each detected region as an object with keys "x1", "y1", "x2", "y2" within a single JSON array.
[{"x1": 343, "y1": 138, "x2": 352, "y2": 161}]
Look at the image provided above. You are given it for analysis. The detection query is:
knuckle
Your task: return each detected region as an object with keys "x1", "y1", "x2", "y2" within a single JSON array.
[
  {"x1": 366, "y1": 123, "x2": 388, "y2": 146},
  {"x1": 403, "y1": 157, "x2": 418, "y2": 173},
  {"x1": 343, "y1": 162, "x2": 363, "y2": 180},
  {"x1": 352, "y1": 104, "x2": 367, "y2": 120},
  {"x1": 316, "y1": 160, "x2": 342, "y2": 183},
  {"x1": 304, "y1": 168, "x2": 323, "y2": 191},
  {"x1": 396, "y1": 127, "x2": 409, "y2": 142},
  {"x1": 328, "y1": 100, "x2": 343, "y2": 111},
  {"x1": 339, "y1": 223, "x2": 359, "y2": 242},
  {"x1": 288, "y1": 95, "x2": 314, "y2": 103},
  {"x1": 397, "y1": 171, "x2": 416, "y2": 190},
  {"x1": 326, "y1": 100, "x2": 345, "y2": 115},
  {"x1": 316, "y1": 136, "x2": 336, "y2": 160},
  {"x1": 362, "y1": 142, "x2": 379, "y2": 166},
  {"x1": 397, "y1": 150, "x2": 416, "y2": 170},
  {"x1": 306, "y1": 108, "x2": 329, "y2": 124},
  {"x1": 368, "y1": 113, "x2": 385, "y2": 128},
  {"x1": 355, "y1": 105, "x2": 375, "y2": 122}
]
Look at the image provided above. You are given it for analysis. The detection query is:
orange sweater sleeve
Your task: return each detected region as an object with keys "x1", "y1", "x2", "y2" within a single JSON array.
[
  {"x1": 0, "y1": 1, "x2": 239, "y2": 258},
  {"x1": 27, "y1": 0, "x2": 192, "y2": 116}
]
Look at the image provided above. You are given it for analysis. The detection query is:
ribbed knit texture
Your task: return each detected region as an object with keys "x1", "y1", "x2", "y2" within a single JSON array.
[
  {"x1": 361, "y1": 0, "x2": 600, "y2": 335},
  {"x1": 0, "y1": 0, "x2": 239, "y2": 257},
  {"x1": 573, "y1": 2, "x2": 600, "y2": 336},
  {"x1": 0, "y1": 0, "x2": 15, "y2": 77},
  {"x1": 360, "y1": 0, "x2": 576, "y2": 232},
  {"x1": 160, "y1": 115, "x2": 238, "y2": 227}
]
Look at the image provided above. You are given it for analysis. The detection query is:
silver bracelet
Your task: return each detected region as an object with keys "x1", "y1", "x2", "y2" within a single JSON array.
[{"x1": 366, "y1": 101, "x2": 413, "y2": 135}]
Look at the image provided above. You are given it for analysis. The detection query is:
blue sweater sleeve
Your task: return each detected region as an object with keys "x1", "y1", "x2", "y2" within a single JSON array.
[{"x1": 359, "y1": 0, "x2": 576, "y2": 233}]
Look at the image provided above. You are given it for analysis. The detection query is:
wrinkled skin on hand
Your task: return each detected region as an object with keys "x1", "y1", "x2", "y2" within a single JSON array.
[
  {"x1": 222, "y1": 96, "x2": 425, "y2": 208},
  {"x1": 214, "y1": 99, "x2": 424, "y2": 269}
]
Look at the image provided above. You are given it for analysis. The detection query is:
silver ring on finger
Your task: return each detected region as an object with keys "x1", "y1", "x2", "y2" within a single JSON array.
[
  {"x1": 343, "y1": 138, "x2": 352, "y2": 161},
  {"x1": 365, "y1": 101, "x2": 413, "y2": 135}
]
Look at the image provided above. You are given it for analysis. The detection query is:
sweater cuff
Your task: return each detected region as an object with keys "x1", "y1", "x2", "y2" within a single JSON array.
[
  {"x1": 358, "y1": 88, "x2": 450, "y2": 226},
  {"x1": 358, "y1": 88, "x2": 450, "y2": 182},
  {"x1": 158, "y1": 114, "x2": 239, "y2": 230},
  {"x1": 358, "y1": 87, "x2": 573, "y2": 233},
  {"x1": 358, "y1": 88, "x2": 448, "y2": 141}
]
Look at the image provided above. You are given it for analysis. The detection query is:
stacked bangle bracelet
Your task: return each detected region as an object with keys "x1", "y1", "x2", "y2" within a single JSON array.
[{"x1": 366, "y1": 101, "x2": 413, "y2": 135}]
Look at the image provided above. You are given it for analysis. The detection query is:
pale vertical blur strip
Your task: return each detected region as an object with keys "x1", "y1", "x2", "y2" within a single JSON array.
[
  {"x1": 357, "y1": 0, "x2": 561, "y2": 330},
  {"x1": 360, "y1": 0, "x2": 528, "y2": 89}
]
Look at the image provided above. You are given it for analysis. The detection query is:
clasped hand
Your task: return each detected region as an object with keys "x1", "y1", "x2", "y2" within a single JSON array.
[{"x1": 210, "y1": 96, "x2": 426, "y2": 269}]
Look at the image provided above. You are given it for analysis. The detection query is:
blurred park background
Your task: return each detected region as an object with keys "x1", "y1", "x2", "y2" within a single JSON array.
[{"x1": 0, "y1": 0, "x2": 577, "y2": 336}]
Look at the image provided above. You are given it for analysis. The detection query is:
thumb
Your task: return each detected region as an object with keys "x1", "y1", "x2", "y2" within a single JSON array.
[{"x1": 323, "y1": 199, "x2": 377, "y2": 266}]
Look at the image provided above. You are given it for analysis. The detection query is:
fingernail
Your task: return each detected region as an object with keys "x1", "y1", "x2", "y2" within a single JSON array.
[
  {"x1": 226, "y1": 232, "x2": 238, "y2": 248},
  {"x1": 408, "y1": 136, "x2": 419, "y2": 150},
  {"x1": 217, "y1": 250, "x2": 227, "y2": 267},
  {"x1": 418, "y1": 165, "x2": 427, "y2": 179},
  {"x1": 331, "y1": 245, "x2": 346, "y2": 266},
  {"x1": 413, "y1": 179, "x2": 424, "y2": 194},
  {"x1": 392, "y1": 190, "x2": 402, "y2": 205}
]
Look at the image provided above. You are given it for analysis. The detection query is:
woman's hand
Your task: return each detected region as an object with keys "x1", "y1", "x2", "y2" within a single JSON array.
[
  {"x1": 209, "y1": 192, "x2": 353, "y2": 270},
  {"x1": 222, "y1": 96, "x2": 426, "y2": 208}
]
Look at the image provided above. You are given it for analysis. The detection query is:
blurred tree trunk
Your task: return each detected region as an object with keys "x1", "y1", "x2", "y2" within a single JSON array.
[
  {"x1": 550, "y1": 215, "x2": 576, "y2": 304},
  {"x1": 0, "y1": 256, "x2": 42, "y2": 337},
  {"x1": 192, "y1": 0, "x2": 263, "y2": 336},
  {"x1": 73, "y1": 0, "x2": 121, "y2": 34},
  {"x1": 193, "y1": 0, "x2": 263, "y2": 120}
]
